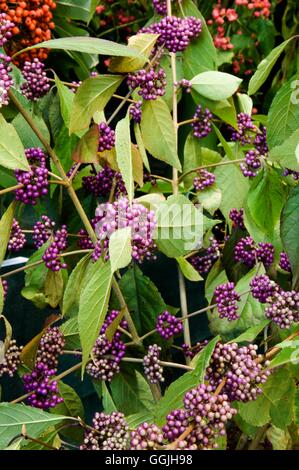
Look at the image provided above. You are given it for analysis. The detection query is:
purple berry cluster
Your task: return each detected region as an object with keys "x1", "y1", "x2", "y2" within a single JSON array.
[
  {"x1": 0, "y1": 339, "x2": 23, "y2": 378},
  {"x1": 130, "y1": 423, "x2": 164, "y2": 450},
  {"x1": 192, "y1": 105, "x2": 213, "y2": 139},
  {"x1": 234, "y1": 237, "x2": 274, "y2": 268},
  {"x1": 250, "y1": 274, "x2": 277, "y2": 303},
  {"x1": 93, "y1": 197, "x2": 157, "y2": 263},
  {"x1": 8, "y1": 219, "x2": 26, "y2": 252},
  {"x1": 36, "y1": 327, "x2": 65, "y2": 369},
  {"x1": 229, "y1": 208, "x2": 245, "y2": 230},
  {"x1": 214, "y1": 282, "x2": 240, "y2": 321},
  {"x1": 152, "y1": 0, "x2": 168, "y2": 15},
  {"x1": 129, "y1": 100, "x2": 142, "y2": 123},
  {"x1": 1, "y1": 279, "x2": 8, "y2": 300},
  {"x1": 21, "y1": 58, "x2": 50, "y2": 101},
  {"x1": 193, "y1": 169, "x2": 215, "y2": 191},
  {"x1": 156, "y1": 311, "x2": 183, "y2": 340},
  {"x1": 86, "y1": 310, "x2": 127, "y2": 382},
  {"x1": 81, "y1": 412, "x2": 129, "y2": 450},
  {"x1": 279, "y1": 252, "x2": 292, "y2": 272},
  {"x1": 83, "y1": 165, "x2": 126, "y2": 198},
  {"x1": 0, "y1": 13, "x2": 14, "y2": 46},
  {"x1": 98, "y1": 122, "x2": 115, "y2": 152},
  {"x1": 77, "y1": 228, "x2": 95, "y2": 250},
  {"x1": 23, "y1": 362, "x2": 63, "y2": 409},
  {"x1": 182, "y1": 340, "x2": 208, "y2": 359},
  {"x1": 175, "y1": 79, "x2": 192, "y2": 93},
  {"x1": 265, "y1": 289, "x2": 299, "y2": 328},
  {"x1": 127, "y1": 68, "x2": 167, "y2": 101},
  {"x1": 162, "y1": 409, "x2": 190, "y2": 444},
  {"x1": 0, "y1": 53, "x2": 13, "y2": 107},
  {"x1": 143, "y1": 344, "x2": 164, "y2": 384},
  {"x1": 230, "y1": 113, "x2": 256, "y2": 145},
  {"x1": 33, "y1": 215, "x2": 56, "y2": 249},
  {"x1": 190, "y1": 238, "x2": 220, "y2": 275},
  {"x1": 283, "y1": 168, "x2": 299, "y2": 180},
  {"x1": 254, "y1": 126, "x2": 268, "y2": 156},
  {"x1": 15, "y1": 147, "x2": 48, "y2": 205},
  {"x1": 42, "y1": 225, "x2": 68, "y2": 271},
  {"x1": 240, "y1": 149, "x2": 262, "y2": 177},
  {"x1": 142, "y1": 16, "x2": 202, "y2": 53},
  {"x1": 205, "y1": 342, "x2": 270, "y2": 402}
]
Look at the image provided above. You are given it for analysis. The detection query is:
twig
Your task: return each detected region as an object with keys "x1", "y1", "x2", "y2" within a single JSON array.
[{"x1": 178, "y1": 158, "x2": 246, "y2": 182}]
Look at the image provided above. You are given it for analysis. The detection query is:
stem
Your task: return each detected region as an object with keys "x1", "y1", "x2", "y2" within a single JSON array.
[
  {"x1": 150, "y1": 174, "x2": 173, "y2": 183},
  {"x1": 248, "y1": 425, "x2": 269, "y2": 450},
  {"x1": 177, "y1": 117, "x2": 199, "y2": 127},
  {"x1": 149, "y1": 382, "x2": 162, "y2": 402},
  {"x1": 23, "y1": 433, "x2": 58, "y2": 450},
  {"x1": 107, "y1": 90, "x2": 132, "y2": 126},
  {"x1": 178, "y1": 158, "x2": 246, "y2": 182},
  {"x1": 112, "y1": 278, "x2": 141, "y2": 345},
  {"x1": 178, "y1": 269, "x2": 191, "y2": 359},
  {"x1": 0, "y1": 184, "x2": 23, "y2": 196}
]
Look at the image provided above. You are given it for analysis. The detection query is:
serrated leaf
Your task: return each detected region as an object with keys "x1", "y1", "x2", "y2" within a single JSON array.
[
  {"x1": 262, "y1": 369, "x2": 293, "y2": 405},
  {"x1": 0, "y1": 202, "x2": 15, "y2": 265},
  {"x1": 237, "y1": 394, "x2": 271, "y2": 427},
  {"x1": 126, "y1": 411, "x2": 154, "y2": 429},
  {"x1": 191, "y1": 71, "x2": 242, "y2": 101},
  {"x1": 51, "y1": 382, "x2": 84, "y2": 419},
  {"x1": 0, "y1": 117, "x2": 29, "y2": 171},
  {"x1": 109, "y1": 227, "x2": 132, "y2": 273},
  {"x1": 115, "y1": 115, "x2": 134, "y2": 201},
  {"x1": 109, "y1": 33, "x2": 159, "y2": 73}
]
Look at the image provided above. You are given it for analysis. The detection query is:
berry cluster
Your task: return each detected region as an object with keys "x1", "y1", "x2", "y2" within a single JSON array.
[
  {"x1": 265, "y1": 289, "x2": 299, "y2": 328},
  {"x1": 130, "y1": 423, "x2": 164, "y2": 450},
  {"x1": 229, "y1": 208, "x2": 245, "y2": 230},
  {"x1": 143, "y1": 344, "x2": 164, "y2": 384},
  {"x1": 190, "y1": 238, "x2": 220, "y2": 275},
  {"x1": 8, "y1": 219, "x2": 26, "y2": 252},
  {"x1": 192, "y1": 105, "x2": 213, "y2": 139},
  {"x1": 182, "y1": 340, "x2": 208, "y2": 359},
  {"x1": 156, "y1": 311, "x2": 183, "y2": 340},
  {"x1": 33, "y1": 215, "x2": 55, "y2": 249},
  {"x1": 240, "y1": 149, "x2": 262, "y2": 177},
  {"x1": 1, "y1": 278, "x2": 8, "y2": 300},
  {"x1": 36, "y1": 327, "x2": 65, "y2": 369},
  {"x1": 142, "y1": 16, "x2": 202, "y2": 53},
  {"x1": 129, "y1": 100, "x2": 142, "y2": 123},
  {"x1": 127, "y1": 68, "x2": 167, "y2": 101},
  {"x1": 83, "y1": 165, "x2": 126, "y2": 198},
  {"x1": 205, "y1": 342, "x2": 270, "y2": 402},
  {"x1": 230, "y1": 113, "x2": 256, "y2": 145},
  {"x1": 250, "y1": 274, "x2": 277, "y2": 303},
  {"x1": 283, "y1": 168, "x2": 299, "y2": 181},
  {"x1": 42, "y1": 225, "x2": 68, "y2": 271},
  {"x1": 21, "y1": 58, "x2": 50, "y2": 100},
  {"x1": 234, "y1": 237, "x2": 274, "y2": 268},
  {"x1": 15, "y1": 147, "x2": 48, "y2": 205},
  {"x1": 0, "y1": 339, "x2": 22, "y2": 378},
  {"x1": 23, "y1": 362, "x2": 63, "y2": 409},
  {"x1": 0, "y1": 12, "x2": 14, "y2": 46},
  {"x1": 152, "y1": 0, "x2": 168, "y2": 15},
  {"x1": 98, "y1": 122, "x2": 115, "y2": 152},
  {"x1": 193, "y1": 169, "x2": 215, "y2": 191},
  {"x1": 254, "y1": 126, "x2": 268, "y2": 156},
  {"x1": 81, "y1": 412, "x2": 129, "y2": 450},
  {"x1": 86, "y1": 310, "x2": 127, "y2": 382},
  {"x1": 279, "y1": 252, "x2": 291, "y2": 273},
  {"x1": 0, "y1": 53, "x2": 13, "y2": 107},
  {"x1": 162, "y1": 409, "x2": 190, "y2": 444},
  {"x1": 214, "y1": 282, "x2": 240, "y2": 321},
  {"x1": 175, "y1": 78, "x2": 192, "y2": 93},
  {"x1": 93, "y1": 197, "x2": 157, "y2": 263}
]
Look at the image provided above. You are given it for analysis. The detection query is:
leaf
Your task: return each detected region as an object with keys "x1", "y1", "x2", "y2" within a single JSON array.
[
  {"x1": 154, "y1": 337, "x2": 219, "y2": 426},
  {"x1": 15, "y1": 37, "x2": 147, "y2": 60},
  {"x1": 134, "y1": 123, "x2": 150, "y2": 172},
  {"x1": 62, "y1": 254, "x2": 92, "y2": 318},
  {"x1": 248, "y1": 37, "x2": 295, "y2": 95},
  {"x1": 69, "y1": 75, "x2": 123, "y2": 133},
  {"x1": 72, "y1": 125, "x2": 99, "y2": 163},
  {"x1": 109, "y1": 33, "x2": 159, "y2": 73},
  {"x1": 126, "y1": 411, "x2": 154, "y2": 429},
  {"x1": 0, "y1": 116, "x2": 30, "y2": 171},
  {"x1": 55, "y1": 74, "x2": 74, "y2": 129},
  {"x1": 102, "y1": 382, "x2": 117, "y2": 414},
  {"x1": 269, "y1": 346, "x2": 299, "y2": 369},
  {"x1": 269, "y1": 128, "x2": 299, "y2": 172},
  {"x1": 197, "y1": 185, "x2": 222, "y2": 215},
  {"x1": 237, "y1": 394, "x2": 271, "y2": 427},
  {"x1": 176, "y1": 257, "x2": 203, "y2": 282},
  {"x1": 21, "y1": 243, "x2": 50, "y2": 309},
  {"x1": 44, "y1": 270, "x2": 64, "y2": 309},
  {"x1": 131, "y1": 144, "x2": 143, "y2": 187},
  {"x1": 267, "y1": 76, "x2": 299, "y2": 149},
  {"x1": 270, "y1": 380, "x2": 296, "y2": 430},
  {"x1": 262, "y1": 369, "x2": 293, "y2": 405},
  {"x1": 110, "y1": 369, "x2": 154, "y2": 416},
  {"x1": 281, "y1": 186, "x2": 299, "y2": 286},
  {"x1": 12, "y1": 113, "x2": 51, "y2": 150},
  {"x1": 115, "y1": 115, "x2": 134, "y2": 201},
  {"x1": 237, "y1": 93, "x2": 253, "y2": 116},
  {"x1": 230, "y1": 320, "x2": 270, "y2": 344},
  {"x1": 0, "y1": 403, "x2": 72, "y2": 450},
  {"x1": 78, "y1": 260, "x2": 113, "y2": 371},
  {"x1": 0, "y1": 202, "x2": 15, "y2": 265},
  {"x1": 191, "y1": 71, "x2": 242, "y2": 101},
  {"x1": 140, "y1": 99, "x2": 181, "y2": 171},
  {"x1": 51, "y1": 382, "x2": 84, "y2": 419},
  {"x1": 0, "y1": 283, "x2": 3, "y2": 316},
  {"x1": 266, "y1": 426, "x2": 292, "y2": 450},
  {"x1": 109, "y1": 227, "x2": 132, "y2": 274},
  {"x1": 55, "y1": 0, "x2": 99, "y2": 23},
  {"x1": 60, "y1": 318, "x2": 80, "y2": 350}
]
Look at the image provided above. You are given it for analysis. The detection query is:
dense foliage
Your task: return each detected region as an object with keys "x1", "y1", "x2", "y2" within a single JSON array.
[{"x1": 0, "y1": 0, "x2": 298, "y2": 451}]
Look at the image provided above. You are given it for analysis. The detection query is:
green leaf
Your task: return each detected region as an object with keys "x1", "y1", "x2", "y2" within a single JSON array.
[
  {"x1": 237, "y1": 93, "x2": 253, "y2": 116},
  {"x1": 134, "y1": 123, "x2": 150, "y2": 172},
  {"x1": 237, "y1": 394, "x2": 271, "y2": 427},
  {"x1": 69, "y1": 75, "x2": 123, "y2": 133},
  {"x1": 266, "y1": 426, "x2": 292, "y2": 450},
  {"x1": 267, "y1": 76, "x2": 299, "y2": 149},
  {"x1": 102, "y1": 382, "x2": 117, "y2": 414},
  {"x1": 62, "y1": 254, "x2": 92, "y2": 318},
  {"x1": 140, "y1": 99, "x2": 181, "y2": 171},
  {"x1": 0, "y1": 116, "x2": 30, "y2": 171},
  {"x1": 154, "y1": 337, "x2": 219, "y2": 426},
  {"x1": 262, "y1": 369, "x2": 293, "y2": 405},
  {"x1": 269, "y1": 346, "x2": 299, "y2": 369},
  {"x1": 55, "y1": 0, "x2": 99, "y2": 23},
  {"x1": 191, "y1": 71, "x2": 242, "y2": 101},
  {"x1": 21, "y1": 243, "x2": 50, "y2": 310},
  {"x1": 176, "y1": 257, "x2": 203, "y2": 282},
  {"x1": 192, "y1": 95, "x2": 238, "y2": 128},
  {"x1": 16, "y1": 37, "x2": 147, "y2": 60},
  {"x1": 0, "y1": 403, "x2": 72, "y2": 450},
  {"x1": 51, "y1": 382, "x2": 84, "y2": 419},
  {"x1": 60, "y1": 318, "x2": 80, "y2": 350},
  {"x1": 72, "y1": 124, "x2": 99, "y2": 163},
  {"x1": 269, "y1": 128, "x2": 299, "y2": 172},
  {"x1": 270, "y1": 380, "x2": 295, "y2": 430},
  {"x1": 44, "y1": 270, "x2": 64, "y2": 309},
  {"x1": 78, "y1": 260, "x2": 113, "y2": 371},
  {"x1": 197, "y1": 185, "x2": 222, "y2": 215},
  {"x1": 12, "y1": 113, "x2": 50, "y2": 150},
  {"x1": 248, "y1": 37, "x2": 295, "y2": 95},
  {"x1": 295, "y1": 389, "x2": 299, "y2": 425},
  {"x1": 281, "y1": 186, "x2": 299, "y2": 286},
  {"x1": 110, "y1": 369, "x2": 154, "y2": 416},
  {"x1": 126, "y1": 411, "x2": 154, "y2": 429},
  {"x1": 109, "y1": 227, "x2": 132, "y2": 274},
  {"x1": 55, "y1": 74, "x2": 74, "y2": 129},
  {"x1": 0, "y1": 202, "x2": 15, "y2": 265},
  {"x1": 115, "y1": 115, "x2": 134, "y2": 201},
  {"x1": 230, "y1": 320, "x2": 270, "y2": 344},
  {"x1": 109, "y1": 33, "x2": 159, "y2": 73}
]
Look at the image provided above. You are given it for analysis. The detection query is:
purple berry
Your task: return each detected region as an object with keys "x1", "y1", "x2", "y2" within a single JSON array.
[
  {"x1": 1, "y1": 279, "x2": 8, "y2": 300},
  {"x1": 175, "y1": 78, "x2": 192, "y2": 93},
  {"x1": 162, "y1": 409, "x2": 189, "y2": 442},
  {"x1": 254, "y1": 126, "x2": 268, "y2": 156},
  {"x1": 234, "y1": 237, "x2": 274, "y2": 268},
  {"x1": 0, "y1": 53, "x2": 14, "y2": 107},
  {"x1": 0, "y1": 13, "x2": 14, "y2": 47},
  {"x1": 82, "y1": 165, "x2": 126, "y2": 198},
  {"x1": 129, "y1": 100, "x2": 142, "y2": 123},
  {"x1": 230, "y1": 113, "x2": 256, "y2": 145},
  {"x1": 283, "y1": 168, "x2": 299, "y2": 180},
  {"x1": 182, "y1": 340, "x2": 208, "y2": 359},
  {"x1": 279, "y1": 251, "x2": 292, "y2": 272},
  {"x1": 23, "y1": 362, "x2": 63, "y2": 409},
  {"x1": 152, "y1": 0, "x2": 168, "y2": 15},
  {"x1": 240, "y1": 149, "x2": 262, "y2": 177},
  {"x1": 192, "y1": 105, "x2": 213, "y2": 139},
  {"x1": 156, "y1": 311, "x2": 183, "y2": 340},
  {"x1": 193, "y1": 169, "x2": 215, "y2": 190},
  {"x1": 33, "y1": 216, "x2": 56, "y2": 249},
  {"x1": 265, "y1": 289, "x2": 299, "y2": 328},
  {"x1": 15, "y1": 147, "x2": 49, "y2": 205},
  {"x1": 130, "y1": 423, "x2": 164, "y2": 450},
  {"x1": 98, "y1": 123, "x2": 115, "y2": 152},
  {"x1": 81, "y1": 412, "x2": 129, "y2": 450},
  {"x1": 36, "y1": 327, "x2": 65, "y2": 369},
  {"x1": 0, "y1": 340, "x2": 23, "y2": 378},
  {"x1": 250, "y1": 274, "x2": 278, "y2": 303},
  {"x1": 21, "y1": 59, "x2": 50, "y2": 101},
  {"x1": 42, "y1": 225, "x2": 68, "y2": 271},
  {"x1": 127, "y1": 68, "x2": 167, "y2": 101},
  {"x1": 229, "y1": 208, "x2": 245, "y2": 230},
  {"x1": 8, "y1": 219, "x2": 26, "y2": 252},
  {"x1": 143, "y1": 344, "x2": 164, "y2": 384},
  {"x1": 214, "y1": 282, "x2": 240, "y2": 321},
  {"x1": 190, "y1": 238, "x2": 220, "y2": 275}
]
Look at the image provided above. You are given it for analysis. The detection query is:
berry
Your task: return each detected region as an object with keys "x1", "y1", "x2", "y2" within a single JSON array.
[
  {"x1": 182, "y1": 340, "x2": 208, "y2": 359},
  {"x1": 256, "y1": 242, "x2": 274, "y2": 267},
  {"x1": 23, "y1": 362, "x2": 63, "y2": 410},
  {"x1": 234, "y1": 237, "x2": 274, "y2": 268},
  {"x1": 36, "y1": 327, "x2": 65, "y2": 369},
  {"x1": 33, "y1": 215, "x2": 56, "y2": 249},
  {"x1": 143, "y1": 344, "x2": 164, "y2": 384},
  {"x1": 81, "y1": 412, "x2": 129, "y2": 450},
  {"x1": 127, "y1": 68, "x2": 167, "y2": 101},
  {"x1": 130, "y1": 423, "x2": 164, "y2": 450},
  {"x1": 230, "y1": 113, "x2": 255, "y2": 145},
  {"x1": 1, "y1": 279, "x2": 8, "y2": 300},
  {"x1": 0, "y1": 12, "x2": 14, "y2": 47},
  {"x1": 8, "y1": 219, "x2": 26, "y2": 252},
  {"x1": 82, "y1": 165, "x2": 126, "y2": 198},
  {"x1": 214, "y1": 282, "x2": 240, "y2": 321},
  {"x1": 129, "y1": 100, "x2": 142, "y2": 123},
  {"x1": 250, "y1": 274, "x2": 277, "y2": 303},
  {"x1": 152, "y1": 0, "x2": 167, "y2": 15},
  {"x1": 283, "y1": 168, "x2": 299, "y2": 180},
  {"x1": 21, "y1": 58, "x2": 50, "y2": 101},
  {"x1": 0, "y1": 339, "x2": 22, "y2": 378},
  {"x1": 192, "y1": 105, "x2": 213, "y2": 139},
  {"x1": 254, "y1": 126, "x2": 268, "y2": 156},
  {"x1": 175, "y1": 78, "x2": 192, "y2": 93},
  {"x1": 229, "y1": 208, "x2": 245, "y2": 230},
  {"x1": 0, "y1": 53, "x2": 13, "y2": 107},
  {"x1": 240, "y1": 149, "x2": 262, "y2": 177},
  {"x1": 98, "y1": 123, "x2": 115, "y2": 152},
  {"x1": 42, "y1": 225, "x2": 68, "y2": 271},
  {"x1": 77, "y1": 228, "x2": 95, "y2": 250},
  {"x1": 265, "y1": 289, "x2": 299, "y2": 328},
  {"x1": 156, "y1": 311, "x2": 183, "y2": 340},
  {"x1": 162, "y1": 409, "x2": 189, "y2": 442},
  {"x1": 193, "y1": 169, "x2": 215, "y2": 191},
  {"x1": 190, "y1": 238, "x2": 220, "y2": 275},
  {"x1": 15, "y1": 147, "x2": 48, "y2": 205},
  {"x1": 279, "y1": 252, "x2": 292, "y2": 273}
]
